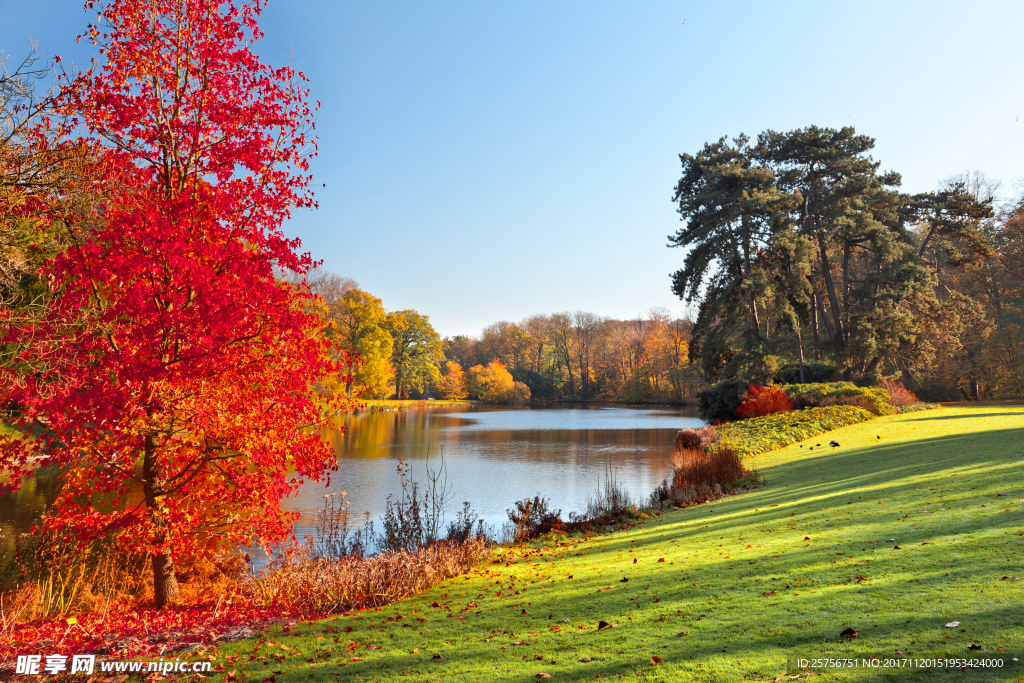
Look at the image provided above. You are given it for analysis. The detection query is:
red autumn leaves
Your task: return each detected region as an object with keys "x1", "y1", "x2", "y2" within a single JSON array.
[{"x1": 0, "y1": 0, "x2": 347, "y2": 611}]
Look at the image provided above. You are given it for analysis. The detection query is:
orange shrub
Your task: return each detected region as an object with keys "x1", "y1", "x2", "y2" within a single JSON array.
[
  {"x1": 735, "y1": 383, "x2": 794, "y2": 419},
  {"x1": 880, "y1": 379, "x2": 917, "y2": 407}
]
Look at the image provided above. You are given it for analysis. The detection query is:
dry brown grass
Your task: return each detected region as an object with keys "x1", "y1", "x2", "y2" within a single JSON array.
[
  {"x1": 243, "y1": 537, "x2": 491, "y2": 614},
  {"x1": 665, "y1": 445, "x2": 748, "y2": 507},
  {"x1": 0, "y1": 526, "x2": 253, "y2": 632},
  {"x1": 671, "y1": 445, "x2": 744, "y2": 490},
  {"x1": 674, "y1": 425, "x2": 717, "y2": 451},
  {"x1": 0, "y1": 528, "x2": 151, "y2": 633}
]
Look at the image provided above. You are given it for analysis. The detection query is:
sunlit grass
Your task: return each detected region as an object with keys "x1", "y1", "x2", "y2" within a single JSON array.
[
  {"x1": 356, "y1": 399, "x2": 473, "y2": 412},
  {"x1": 211, "y1": 405, "x2": 1024, "y2": 682}
]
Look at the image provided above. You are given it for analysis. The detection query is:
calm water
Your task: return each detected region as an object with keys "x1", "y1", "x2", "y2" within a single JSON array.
[
  {"x1": 290, "y1": 404, "x2": 703, "y2": 541},
  {"x1": 0, "y1": 404, "x2": 702, "y2": 551}
]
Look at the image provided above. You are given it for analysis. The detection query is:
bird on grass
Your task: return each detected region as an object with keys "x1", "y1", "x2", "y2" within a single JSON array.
[{"x1": 830, "y1": 440, "x2": 840, "y2": 447}]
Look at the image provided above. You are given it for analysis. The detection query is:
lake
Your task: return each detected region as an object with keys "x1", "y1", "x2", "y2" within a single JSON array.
[
  {"x1": 289, "y1": 403, "x2": 703, "y2": 542},
  {"x1": 0, "y1": 404, "x2": 703, "y2": 552}
]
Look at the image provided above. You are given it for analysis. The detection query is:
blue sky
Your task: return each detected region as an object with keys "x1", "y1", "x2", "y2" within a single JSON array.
[{"x1": 3, "y1": 1, "x2": 1022, "y2": 336}]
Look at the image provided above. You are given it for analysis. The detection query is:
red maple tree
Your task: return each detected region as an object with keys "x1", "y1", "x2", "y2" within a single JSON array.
[{"x1": 0, "y1": 0, "x2": 345, "y2": 607}]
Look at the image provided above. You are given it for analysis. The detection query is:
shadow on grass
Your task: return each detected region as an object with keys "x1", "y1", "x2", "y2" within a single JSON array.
[{"x1": 224, "y1": 415, "x2": 1024, "y2": 682}]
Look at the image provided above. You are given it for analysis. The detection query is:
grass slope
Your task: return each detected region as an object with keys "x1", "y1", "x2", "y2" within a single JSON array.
[{"x1": 213, "y1": 405, "x2": 1024, "y2": 682}]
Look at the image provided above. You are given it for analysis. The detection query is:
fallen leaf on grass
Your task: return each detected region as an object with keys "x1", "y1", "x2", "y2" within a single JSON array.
[
  {"x1": 597, "y1": 621, "x2": 610, "y2": 630},
  {"x1": 945, "y1": 621, "x2": 961, "y2": 628},
  {"x1": 536, "y1": 674, "x2": 551, "y2": 679},
  {"x1": 350, "y1": 657, "x2": 361, "y2": 662},
  {"x1": 839, "y1": 627, "x2": 858, "y2": 640},
  {"x1": 430, "y1": 602, "x2": 442, "y2": 608},
  {"x1": 620, "y1": 577, "x2": 629, "y2": 583},
  {"x1": 893, "y1": 545, "x2": 902, "y2": 550},
  {"x1": 650, "y1": 656, "x2": 665, "y2": 665},
  {"x1": 676, "y1": 631, "x2": 690, "y2": 636},
  {"x1": 225, "y1": 672, "x2": 237, "y2": 682},
  {"x1": 657, "y1": 558, "x2": 665, "y2": 562},
  {"x1": 968, "y1": 643, "x2": 981, "y2": 651}
]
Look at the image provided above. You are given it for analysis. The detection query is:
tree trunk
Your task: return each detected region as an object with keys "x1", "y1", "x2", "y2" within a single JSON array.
[
  {"x1": 816, "y1": 232, "x2": 845, "y2": 350},
  {"x1": 842, "y1": 239, "x2": 851, "y2": 339},
  {"x1": 796, "y1": 323, "x2": 806, "y2": 383},
  {"x1": 810, "y1": 292, "x2": 821, "y2": 360},
  {"x1": 812, "y1": 280, "x2": 836, "y2": 341},
  {"x1": 142, "y1": 435, "x2": 180, "y2": 608}
]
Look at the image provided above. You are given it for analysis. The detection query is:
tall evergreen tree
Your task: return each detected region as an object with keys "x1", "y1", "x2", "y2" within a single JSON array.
[{"x1": 669, "y1": 135, "x2": 796, "y2": 381}]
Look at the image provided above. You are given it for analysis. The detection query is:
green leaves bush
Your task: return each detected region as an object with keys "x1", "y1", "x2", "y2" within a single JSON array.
[
  {"x1": 893, "y1": 402, "x2": 941, "y2": 414},
  {"x1": 716, "y1": 405, "x2": 874, "y2": 458},
  {"x1": 780, "y1": 382, "x2": 893, "y2": 416}
]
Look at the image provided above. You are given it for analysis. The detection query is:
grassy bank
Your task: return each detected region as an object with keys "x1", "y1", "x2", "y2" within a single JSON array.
[
  {"x1": 352, "y1": 399, "x2": 473, "y2": 413},
  {"x1": 202, "y1": 406, "x2": 1024, "y2": 680}
]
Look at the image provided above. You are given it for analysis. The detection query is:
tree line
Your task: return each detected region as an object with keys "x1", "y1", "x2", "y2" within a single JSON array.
[
  {"x1": 669, "y1": 126, "x2": 1024, "y2": 400},
  {"x1": 438, "y1": 310, "x2": 702, "y2": 402},
  {"x1": 305, "y1": 274, "x2": 705, "y2": 403}
]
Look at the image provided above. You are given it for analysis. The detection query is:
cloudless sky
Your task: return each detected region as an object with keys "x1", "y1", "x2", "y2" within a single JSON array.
[{"x1": 3, "y1": 1, "x2": 1023, "y2": 336}]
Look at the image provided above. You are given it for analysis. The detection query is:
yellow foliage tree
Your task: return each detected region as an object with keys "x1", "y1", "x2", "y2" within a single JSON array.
[
  {"x1": 326, "y1": 286, "x2": 394, "y2": 398},
  {"x1": 466, "y1": 360, "x2": 530, "y2": 404},
  {"x1": 436, "y1": 361, "x2": 468, "y2": 399}
]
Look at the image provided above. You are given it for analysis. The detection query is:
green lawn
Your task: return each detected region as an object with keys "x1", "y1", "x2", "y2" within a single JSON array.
[{"x1": 212, "y1": 405, "x2": 1024, "y2": 682}]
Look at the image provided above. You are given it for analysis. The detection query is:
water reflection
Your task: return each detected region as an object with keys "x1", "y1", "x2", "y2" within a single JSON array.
[
  {"x1": 0, "y1": 405, "x2": 703, "y2": 554},
  {"x1": 290, "y1": 404, "x2": 702, "y2": 540},
  {"x1": 0, "y1": 466, "x2": 63, "y2": 556}
]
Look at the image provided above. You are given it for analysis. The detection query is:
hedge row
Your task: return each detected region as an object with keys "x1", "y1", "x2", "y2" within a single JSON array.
[
  {"x1": 713, "y1": 401, "x2": 942, "y2": 458},
  {"x1": 893, "y1": 402, "x2": 942, "y2": 414},
  {"x1": 715, "y1": 405, "x2": 875, "y2": 458},
  {"x1": 779, "y1": 382, "x2": 893, "y2": 416},
  {"x1": 699, "y1": 380, "x2": 905, "y2": 422}
]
